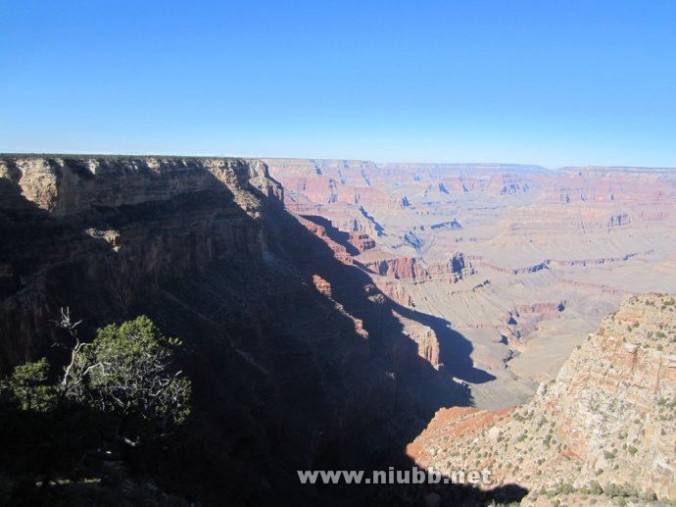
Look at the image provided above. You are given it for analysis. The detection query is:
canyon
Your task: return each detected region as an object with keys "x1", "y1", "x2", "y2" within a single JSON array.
[
  {"x1": 264, "y1": 159, "x2": 676, "y2": 409},
  {"x1": 0, "y1": 154, "x2": 674, "y2": 505},
  {"x1": 0, "y1": 155, "x2": 489, "y2": 504}
]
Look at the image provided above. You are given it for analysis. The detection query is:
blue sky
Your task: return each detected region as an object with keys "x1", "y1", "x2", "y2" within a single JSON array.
[{"x1": 1, "y1": 0, "x2": 675, "y2": 168}]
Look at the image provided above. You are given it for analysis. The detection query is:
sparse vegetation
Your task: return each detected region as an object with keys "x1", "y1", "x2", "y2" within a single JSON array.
[{"x1": 0, "y1": 310, "x2": 192, "y2": 503}]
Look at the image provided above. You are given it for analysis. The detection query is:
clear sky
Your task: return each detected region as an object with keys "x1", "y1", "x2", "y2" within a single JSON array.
[{"x1": 1, "y1": 0, "x2": 675, "y2": 168}]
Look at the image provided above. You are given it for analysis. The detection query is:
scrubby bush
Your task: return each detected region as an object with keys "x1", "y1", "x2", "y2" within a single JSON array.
[
  {"x1": 2, "y1": 358, "x2": 58, "y2": 412},
  {"x1": 0, "y1": 311, "x2": 192, "y2": 501},
  {"x1": 3, "y1": 312, "x2": 192, "y2": 446},
  {"x1": 588, "y1": 480, "x2": 603, "y2": 495},
  {"x1": 66, "y1": 316, "x2": 192, "y2": 444}
]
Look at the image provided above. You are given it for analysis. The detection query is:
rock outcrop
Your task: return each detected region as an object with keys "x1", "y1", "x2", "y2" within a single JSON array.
[
  {"x1": 408, "y1": 294, "x2": 676, "y2": 505},
  {"x1": 364, "y1": 252, "x2": 471, "y2": 283}
]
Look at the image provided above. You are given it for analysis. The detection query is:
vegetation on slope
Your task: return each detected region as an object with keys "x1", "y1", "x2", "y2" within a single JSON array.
[{"x1": 0, "y1": 311, "x2": 191, "y2": 505}]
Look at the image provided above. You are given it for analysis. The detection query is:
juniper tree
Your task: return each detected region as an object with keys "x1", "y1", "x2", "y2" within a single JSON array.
[{"x1": 2, "y1": 310, "x2": 192, "y2": 447}]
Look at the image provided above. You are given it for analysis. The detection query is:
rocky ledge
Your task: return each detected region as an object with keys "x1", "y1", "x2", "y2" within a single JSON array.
[
  {"x1": 0, "y1": 155, "x2": 282, "y2": 216},
  {"x1": 408, "y1": 294, "x2": 676, "y2": 505}
]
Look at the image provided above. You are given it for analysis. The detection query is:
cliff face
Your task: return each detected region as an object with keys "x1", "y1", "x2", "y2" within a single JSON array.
[
  {"x1": 0, "y1": 156, "x2": 282, "y2": 216},
  {"x1": 408, "y1": 294, "x2": 676, "y2": 505},
  {"x1": 364, "y1": 252, "x2": 470, "y2": 282},
  {"x1": 0, "y1": 156, "x2": 281, "y2": 371},
  {"x1": 0, "y1": 155, "x2": 469, "y2": 503}
]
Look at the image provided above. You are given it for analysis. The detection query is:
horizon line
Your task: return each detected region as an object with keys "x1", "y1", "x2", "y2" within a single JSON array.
[{"x1": 2, "y1": 151, "x2": 676, "y2": 172}]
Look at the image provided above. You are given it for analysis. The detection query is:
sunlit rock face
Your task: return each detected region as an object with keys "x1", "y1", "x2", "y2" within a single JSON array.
[
  {"x1": 266, "y1": 159, "x2": 676, "y2": 408},
  {"x1": 407, "y1": 294, "x2": 676, "y2": 504}
]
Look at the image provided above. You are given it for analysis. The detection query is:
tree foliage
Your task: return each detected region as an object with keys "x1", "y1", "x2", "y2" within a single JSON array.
[
  {"x1": 3, "y1": 357, "x2": 57, "y2": 412},
  {"x1": 0, "y1": 311, "x2": 193, "y2": 503},
  {"x1": 73, "y1": 316, "x2": 192, "y2": 443},
  {"x1": 2, "y1": 312, "x2": 192, "y2": 445}
]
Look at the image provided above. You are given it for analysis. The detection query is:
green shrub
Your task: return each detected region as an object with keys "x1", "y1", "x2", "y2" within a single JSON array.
[
  {"x1": 3, "y1": 314, "x2": 192, "y2": 445},
  {"x1": 81, "y1": 316, "x2": 192, "y2": 436},
  {"x1": 3, "y1": 358, "x2": 57, "y2": 412},
  {"x1": 589, "y1": 480, "x2": 603, "y2": 495}
]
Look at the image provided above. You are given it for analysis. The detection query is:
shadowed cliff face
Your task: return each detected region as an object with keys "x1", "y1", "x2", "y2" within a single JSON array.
[
  {"x1": 0, "y1": 155, "x2": 508, "y2": 504},
  {"x1": 0, "y1": 156, "x2": 281, "y2": 373}
]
